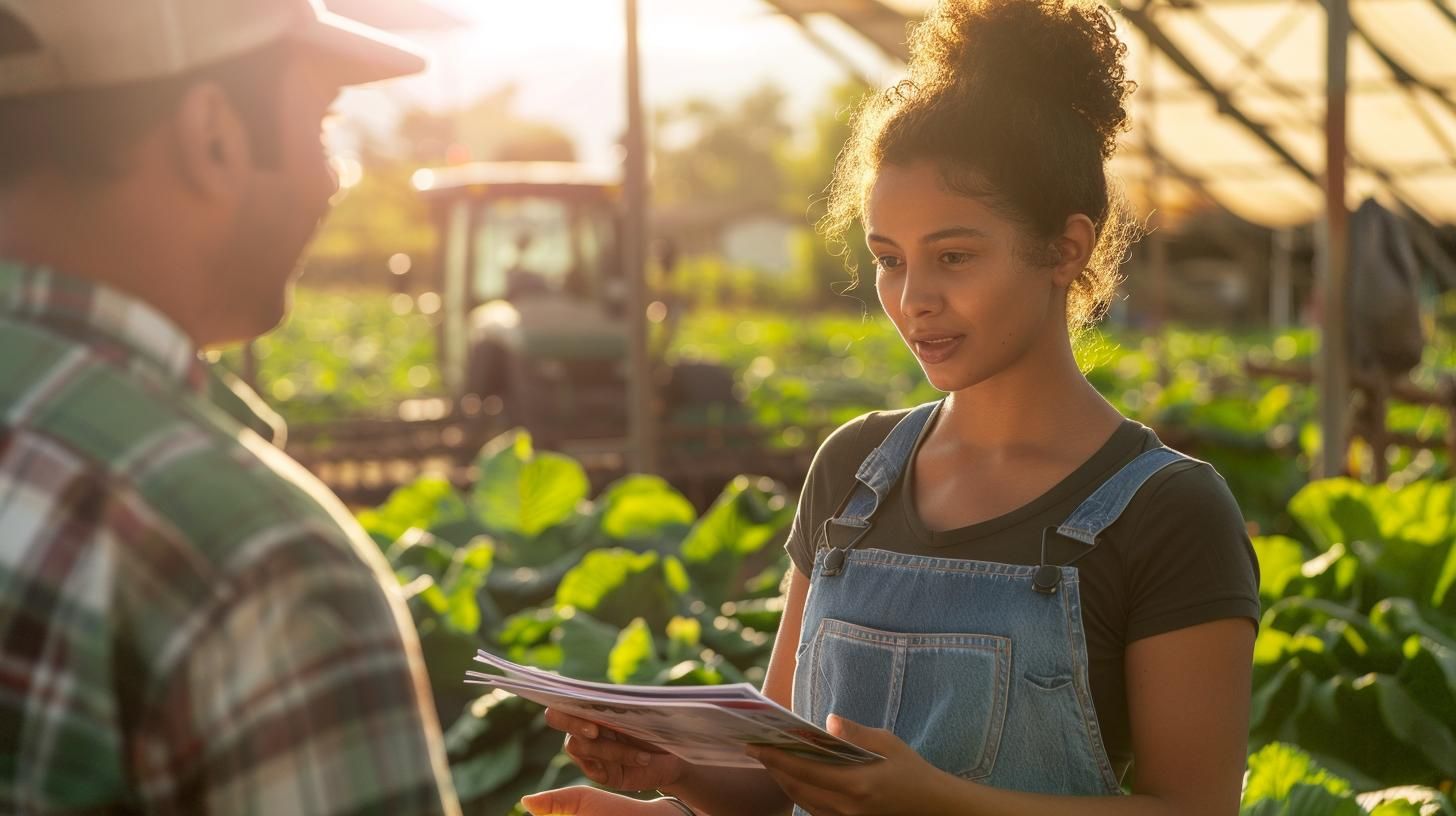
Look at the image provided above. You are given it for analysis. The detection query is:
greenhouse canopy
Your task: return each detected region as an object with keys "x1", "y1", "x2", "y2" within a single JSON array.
[{"x1": 768, "y1": 0, "x2": 1456, "y2": 228}]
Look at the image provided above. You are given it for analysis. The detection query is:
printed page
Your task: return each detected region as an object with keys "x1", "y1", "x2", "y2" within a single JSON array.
[
  {"x1": 470, "y1": 673, "x2": 872, "y2": 767},
  {"x1": 466, "y1": 649, "x2": 882, "y2": 765}
]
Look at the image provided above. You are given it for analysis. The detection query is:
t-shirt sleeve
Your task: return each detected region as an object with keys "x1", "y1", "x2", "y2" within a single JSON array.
[
  {"x1": 1123, "y1": 461, "x2": 1262, "y2": 643},
  {"x1": 784, "y1": 413, "x2": 875, "y2": 577}
]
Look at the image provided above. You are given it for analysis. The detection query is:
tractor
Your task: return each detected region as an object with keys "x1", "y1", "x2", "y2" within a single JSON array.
[{"x1": 412, "y1": 161, "x2": 745, "y2": 448}]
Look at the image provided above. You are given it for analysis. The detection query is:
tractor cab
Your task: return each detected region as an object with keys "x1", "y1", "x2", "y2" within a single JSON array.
[{"x1": 415, "y1": 162, "x2": 632, "y2": 442}]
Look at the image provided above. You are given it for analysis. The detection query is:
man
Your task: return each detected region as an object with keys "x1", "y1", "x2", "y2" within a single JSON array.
[{"x1": 0, "y1": 1, "x2": 462, "y2": 813}]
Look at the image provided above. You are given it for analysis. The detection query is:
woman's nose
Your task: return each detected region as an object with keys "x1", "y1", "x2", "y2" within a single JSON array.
[{"x1": 900, "y1": 264, "x2": 942, "y2": 316}]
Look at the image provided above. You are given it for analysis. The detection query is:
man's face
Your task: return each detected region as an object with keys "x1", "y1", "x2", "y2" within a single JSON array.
[{"x1": 214, "y1": 52, "x2": 341, "y2": 344}]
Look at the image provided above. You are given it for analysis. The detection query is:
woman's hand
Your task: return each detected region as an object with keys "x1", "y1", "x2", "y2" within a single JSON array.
[
  {"x1": 543, "y1": 708, "x2": 689, "y2": 791},
  {"x1": 747, "y1": 715, "x2": 967, "y2": 816},
  {"x1": 520, "y1": 787, "x2": 686, "y2": 816}
]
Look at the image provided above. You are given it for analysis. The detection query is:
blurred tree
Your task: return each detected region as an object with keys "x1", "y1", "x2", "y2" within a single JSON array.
[
  {"x1": 306, "y1": 154, "x2": 436, "y2": 288},
  {"x1": 302, "y1": 88, "x2": 578, "y2": 289},
  {"x1": 396, "y1": 84, "x2": 577, "y2": 165},
  {"x1": 652, "y1": 84, "x2": 792, "y2": 214},
  {"x1": 781, "y1": 81, "x2": 876, "y2": 311}
]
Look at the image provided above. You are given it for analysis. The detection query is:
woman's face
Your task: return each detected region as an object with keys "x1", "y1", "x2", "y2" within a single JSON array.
[{"x1": 865, "y1": 160, "x2": 1068, "y2": 394}]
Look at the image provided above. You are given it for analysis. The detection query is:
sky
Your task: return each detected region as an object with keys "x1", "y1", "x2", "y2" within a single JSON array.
[{"x1": 335, "y1": 0, "x2": 903, "y2": 164}]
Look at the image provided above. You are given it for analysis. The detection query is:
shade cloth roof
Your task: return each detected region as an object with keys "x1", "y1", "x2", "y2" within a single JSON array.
[{"x1": 766, "y1": 0, "x2": 1456, "y2": 228}]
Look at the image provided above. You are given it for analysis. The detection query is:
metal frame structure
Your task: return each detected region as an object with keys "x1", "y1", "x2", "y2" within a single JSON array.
[{"x1": 759, "y1": 0, "x2": 1456, "y2": 479}]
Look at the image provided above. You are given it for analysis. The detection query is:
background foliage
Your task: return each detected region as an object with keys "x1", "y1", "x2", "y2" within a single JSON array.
[{"x1": 359, "y1": 426, "x2": 1456, "y2": 814}]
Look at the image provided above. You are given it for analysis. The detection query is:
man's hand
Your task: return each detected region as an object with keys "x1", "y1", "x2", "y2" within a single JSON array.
[
  {"x1": 543, "y1": 708, "x2": 689, "y2": 791},
  {"x1": 747, "y1": 715, "x2": 966, "y2": 816},
  {"x1": 521, "y1": 787, "x2": 686, "y2": 816}
]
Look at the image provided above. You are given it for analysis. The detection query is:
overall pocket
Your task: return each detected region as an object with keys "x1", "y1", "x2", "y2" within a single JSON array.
[{"x1": 810, "y1": 618, "x2": 1011, "y2": 779}]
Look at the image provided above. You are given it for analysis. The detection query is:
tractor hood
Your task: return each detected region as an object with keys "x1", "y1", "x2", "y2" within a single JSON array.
[{"x1": 469, "y1": 297, "x2": 628, "y2": 359}]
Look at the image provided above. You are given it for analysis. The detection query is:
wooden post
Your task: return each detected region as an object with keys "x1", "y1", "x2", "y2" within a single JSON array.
[
  {"x1": 1316, "y1": 0, "x2": 1352, "y2": 479},
  {"x1": 1270, "y1": 228, "x2": 1294, "y2": 329},
  {"x1": 1142, "y1": 21, "x2": 1168, "y2": 330},
  {"x1": 624, "y1": 0, "x2": 658, "y2": 474}
]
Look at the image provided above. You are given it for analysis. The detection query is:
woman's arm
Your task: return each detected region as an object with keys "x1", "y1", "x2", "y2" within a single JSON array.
[
  {"x1": 749, "y1": 617, "x2": 1256, "y2": 816},
  {"x1": 544, "y1": 567, "x2": 811, "y2": 816},
  {"x1": 656, "y1": 566, "x2": 812, "y2": 815}
]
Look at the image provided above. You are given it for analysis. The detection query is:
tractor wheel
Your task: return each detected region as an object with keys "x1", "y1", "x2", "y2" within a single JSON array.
[
  {"x1": 465, "y1": 340, "x2": 517, "y2": 423},
  {"x1": 660, "y1": 362, "x2": 752, "y2": 449}
]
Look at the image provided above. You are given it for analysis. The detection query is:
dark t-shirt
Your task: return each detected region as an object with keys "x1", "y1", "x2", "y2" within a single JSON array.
[{"x1": 783, "y1": 408, "x2": 1261, "y2": 779}]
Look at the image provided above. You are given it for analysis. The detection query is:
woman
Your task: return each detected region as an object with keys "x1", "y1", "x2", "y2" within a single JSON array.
[{"x1": 525, "y1": 0, "x2": 1260, "y2": 813}]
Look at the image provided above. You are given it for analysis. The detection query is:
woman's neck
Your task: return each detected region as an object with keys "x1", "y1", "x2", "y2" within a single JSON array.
[{"x1": 935, "y1": 341, "x2": 1122, "y2": 464}]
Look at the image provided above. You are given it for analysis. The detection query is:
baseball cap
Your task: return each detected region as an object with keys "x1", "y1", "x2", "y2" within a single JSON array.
[{"x1": 0, "y1": 0, "x2": 428, "y2": 98}]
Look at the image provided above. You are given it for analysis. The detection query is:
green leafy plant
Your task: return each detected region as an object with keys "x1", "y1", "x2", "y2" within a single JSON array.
[
  {"x1": 1250, "y1": 478, "x2": 1456, "y2": 790},
  {"x1": 363, "y1": 429, "x2": 793, "y2": 813},
  {"x1": 1240, "y1": 743, "x2": 1452, "y2": 815}
]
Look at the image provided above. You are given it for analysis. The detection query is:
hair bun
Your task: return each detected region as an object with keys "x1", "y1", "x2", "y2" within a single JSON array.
[{"x1": 907, "y1": 0, "x2": 1135, "y2": 159}]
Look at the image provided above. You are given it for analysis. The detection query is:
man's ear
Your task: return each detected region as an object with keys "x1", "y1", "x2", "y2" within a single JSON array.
[
  {"x1": 168, "y1": 82, "x2": 252, "y2": 201},
  {"x1": 1052, "y1": 213, "x2": 1096, "y2": 287}
]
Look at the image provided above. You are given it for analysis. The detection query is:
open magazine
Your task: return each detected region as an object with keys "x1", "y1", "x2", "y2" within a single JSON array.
[{"x1": 465, "y1": 649, "x2": 883, "y2": 768}]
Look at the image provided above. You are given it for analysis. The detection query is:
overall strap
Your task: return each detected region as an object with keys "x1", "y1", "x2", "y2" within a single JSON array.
[
  {"x1": 820, "y1": 399, "x2": 942, "y2": 575},
  {"x1": 1055, "y1": 446, "x2": 1196, "y2": 546}
]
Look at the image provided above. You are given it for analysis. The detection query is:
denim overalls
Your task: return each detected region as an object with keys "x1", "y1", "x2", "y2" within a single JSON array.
[{"x1": 790, "y1": 399, "x2": 1195, "y2": 805}]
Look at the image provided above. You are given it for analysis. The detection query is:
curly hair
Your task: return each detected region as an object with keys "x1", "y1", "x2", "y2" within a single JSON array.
[{"x1": 822, "y1": 0, "x2": 1141, "y2": 340}]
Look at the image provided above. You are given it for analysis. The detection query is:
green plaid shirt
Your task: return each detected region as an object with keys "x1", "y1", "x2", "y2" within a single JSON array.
[{"x1": 0, "y1": 263, "x2": 461, "y2": 816}]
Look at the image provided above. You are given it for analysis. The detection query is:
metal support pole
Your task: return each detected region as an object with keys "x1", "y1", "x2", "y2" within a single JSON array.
[
  {"x1": 624, "y1": 0, "x2": 658, "y2": 475},
  {"x1": 1317, "y1": 0, "x2": 1351, "y2": 479}
]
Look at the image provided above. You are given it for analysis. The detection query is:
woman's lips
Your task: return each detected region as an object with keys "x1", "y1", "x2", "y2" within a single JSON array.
[{"x1": 913, "y1": 335, "x2": 964, "y2": 364}]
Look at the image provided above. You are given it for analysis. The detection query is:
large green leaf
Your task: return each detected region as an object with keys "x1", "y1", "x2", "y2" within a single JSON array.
[
  {"x1": 698, "y1": 607, "x2": 775, "y2": 668},
  {"x1": 443, "y1": 539, "x2": 495, "y2": 634},
  {"x1": 1240, "y1": 742, "x2": 1356, "y2": 813},
  {"x1": 555, "y1": 612, "x2": 621, "y2": 681},
  {"x1": 386, "y1": 527, "x2": 454, "y2": 581},
  {"x1": 1370, "y1": 598, "x2": 1456, "y2": 650},
  {"x1": 1250, "y1": 662, "x2": 1304, "y2": 732},
  {"x1": 555, "y1": 548, "x2": 682, "y2": 631},
  {"x1": 1288, "y1": 673, "x2": 1456, "y2": 785},
  {"x1": 1373, "y1": 480, "x2": 1455, "y2": 548},
  {"x1": 486, "y1": 546, "x2": 586, "y2": 616},
  {"x1": 1254, "y1": 535, "x2": 1310, "y2": 602},
  {"x1": 608, "y1": 618, "x2": 667, "y2": 684},
  {"x1": 679, "y1": 476, "x2": 793, "y2": 605},
  {"x1": 473, "y1": 430, "x2": 590, "y2": 538},
  {"x1": 444, "y1": 690, "x2": 540, "y2": 759},
  {"x1": 665, "y1": 615, "x2": 704, "y2": 664},
  {"x1": 357, "y1": 475, "x2": 469, "y2": 543},
  {"x1": 596, "y1": 474, "x2": 698, "y2": 542},
  {"x1": 1288, "y1": 479, "x2": 1455, "y2": 607},
  {"x1": 492, "y1": 607, "x2": 620, "y2": 681},
  {"x1": 1282, "y1": 542, "x2": 1362, "y2": 606},
  {"x1": 450, "y1": 737, "x2": 523, "y2": 801},
  {"x1": 495, "y1": 516, "x2": 594, "y2": 569},
  {"x1": 1288, "y1": 480, "x2": 1384, "y2": 552},
  {"x1": 1262, "y1": 597, "x2": 1392, "y2": 678},
  {"x1": 1357, "y1": 786, "x2": 1455, "y2": 816}
]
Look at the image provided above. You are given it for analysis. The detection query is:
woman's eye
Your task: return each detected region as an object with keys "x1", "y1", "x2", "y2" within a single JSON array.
[
  {"x1": 940, "y1": 251, "x2": 976, "y2": 265},
  {"x1": 875, "y1": 256, "x2": 903, "y2": 271}
]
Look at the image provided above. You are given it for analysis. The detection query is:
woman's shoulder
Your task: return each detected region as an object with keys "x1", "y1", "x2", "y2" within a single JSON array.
[
  {"x1": 1115, "y1": 445, "x2": 1262, "y2": 641},
  {"x1": 785, "y1": 408, "x2": 916, "y2": 575},
  {"x1": 1132, "y1": 445, "x2": 1242, "y2": 523},
  {"x1": 809, "y1": 407, "x2": 917, "y2": 475},
  {"x1": 1116, "y1": 445, "x2": 1254, "y2": 570}
]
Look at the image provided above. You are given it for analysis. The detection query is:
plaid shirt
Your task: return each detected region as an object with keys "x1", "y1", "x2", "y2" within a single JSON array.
[{"x1": 0, "y1": 263, "x2": 461, "y2": 816}]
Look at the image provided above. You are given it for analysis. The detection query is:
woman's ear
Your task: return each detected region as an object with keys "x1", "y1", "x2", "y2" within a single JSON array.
[{"x1": 1051, "y1": 213, "x2": 1096, "y2": 287}]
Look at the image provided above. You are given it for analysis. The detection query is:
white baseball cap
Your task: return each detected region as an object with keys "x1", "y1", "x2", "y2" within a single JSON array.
[{"x1": 0, "y1": 0, "x2": 428, "y2": 98}]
